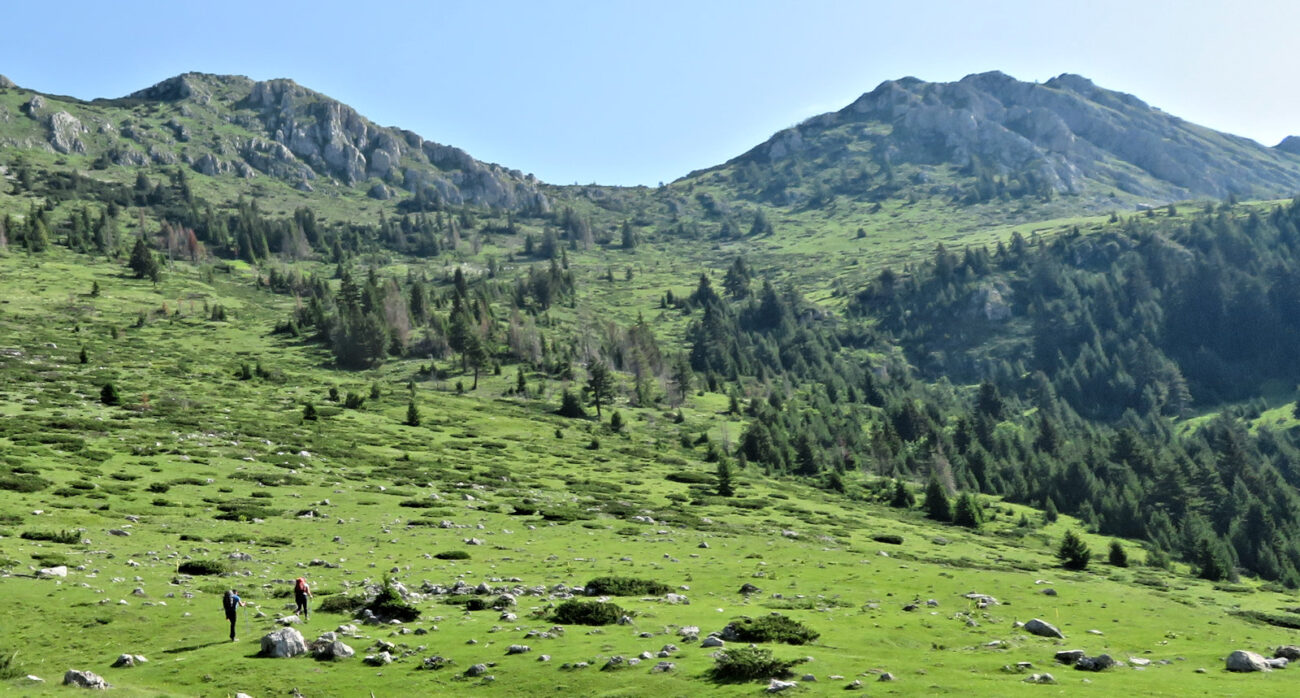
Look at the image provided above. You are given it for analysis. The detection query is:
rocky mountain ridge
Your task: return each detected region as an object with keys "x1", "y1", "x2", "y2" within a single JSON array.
[
  {"x1": 0, "y1": 72, "x2": 549, "y2": 212},
  {"x1": 723, "y1": 71, "x2": 1300, "y2": 204}
]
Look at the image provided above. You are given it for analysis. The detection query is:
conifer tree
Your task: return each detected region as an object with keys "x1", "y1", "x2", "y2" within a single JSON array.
[
  {"x1": 952, "y1": 493, "x2": 983, "y2": 529},
  {"x1": 1107, "y1": 540, "x2": 1128, "y2": 567},
  {"x1": 100, "y1": 383, "x2": 120, "y2": 406},
  {"x1": 1057, "y1": 529, "x2": 1091, "y2": 570},
  {"x1": 405, "y1": 399, "x2": 421, "y2": 427},
  {"x1": 716, "y1": 458, "x2": 735, "y2": 497},
  {"x1": 128, "y1": 237, "x2": 159, "y2": 282},
  {"x1": 924, "y1": 478, "x2": 951, "y2": 522},
  {"x1": 889, "y1": 480, "x2": 915, "y2": 508}
]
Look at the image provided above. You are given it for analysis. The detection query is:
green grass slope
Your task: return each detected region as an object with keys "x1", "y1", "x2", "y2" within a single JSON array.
[{"x1": 0, "y1": 249, "x2": 1298, "y2": 696}]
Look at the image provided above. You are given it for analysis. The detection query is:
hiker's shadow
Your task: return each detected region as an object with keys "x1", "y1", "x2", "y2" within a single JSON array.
[{"x1": 162, "y1": 641, "x2": 225, "y2": 654}]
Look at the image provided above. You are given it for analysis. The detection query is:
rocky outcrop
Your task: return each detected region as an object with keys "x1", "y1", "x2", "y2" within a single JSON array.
[
  {"x1": 729, "y1": 71, "x2": 1300, "y2": 204},
  {"x1": 48, "y1": 111, "x2": 86, "y2": 154},
  {"x1": 0, "y1": 74, "x2": 15, "y2": 89}
]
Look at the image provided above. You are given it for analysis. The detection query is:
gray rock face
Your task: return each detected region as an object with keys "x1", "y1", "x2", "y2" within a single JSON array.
[
  {"x1": 737, "y1": 70, "x2": 1300, "y2": 204},
  {"x1": 1024, "y1": 618, "x2": 1065, "y2": 639},
  {"x1": 62, "y1": 669, "x2": 109, "y2": 689},
  {"x1": 1226, "y1": 650, "x2": 1270, "y2": 672},
  {"x1": 48, "y1": 111, "x2": 87, "y2": 154},
  {"x1": 259, "y1": 627, "x2": 307, "y2": 658},
  {"x1": 0, "y1": 74, "x2": 15, "y2": 89},
  {"x1": 38, "y1": 565, "x2": 68, "y2": 578},
  {"x1": 23, "y1": 95, "x2": 45, "y2": 117}
]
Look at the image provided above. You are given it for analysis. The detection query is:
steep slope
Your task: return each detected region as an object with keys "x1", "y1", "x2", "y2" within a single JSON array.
[
  {"x1": 697, "y1": 71, "x2": 1300, "y2": 209},
  {"x1": 0, "y1": 72, "x2": 549, "y2": 211}
]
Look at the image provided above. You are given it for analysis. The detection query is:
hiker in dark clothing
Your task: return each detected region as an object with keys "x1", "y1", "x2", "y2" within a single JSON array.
[
  {"x1": 293, "y1": 577, "x2": 312, "y2": 619},
  {"x1": 223, "y1": 589, "x2": 246, "y2": 641}
]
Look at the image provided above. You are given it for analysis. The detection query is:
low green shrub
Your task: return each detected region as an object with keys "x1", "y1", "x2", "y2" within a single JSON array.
[
  {"x1": 178, "y1": 559, "x2": 229, "y2": 575},
  {"x1": 365, "y1": 576, "x2": 420, "y2": 622},
  {"x1": 318, "y1": 593, "x2": 366, "y2": 615},
  {"x1": 20, "y1": 529, "x2": 80, "y2": 544},
  {"x1": 666, "y1": 471, "x2": 712, "y2": 484},
  {"x1": 723, "y1": 614, "x2": 819, "y2": 645},
  {"x1": 552, "y1": 600, "x2": 627, "y2": 626},
  {"x1": 0, "y1": 474, "x2": 51, "y2": 493},
  {"x1": 584, "y1": 576, "x2": 672, "y2": 596},
  {"x1": 872, "y1": 534, "x2": 904, "y2": 545},
  {"x1": 434, "y1": 550, "x2": 470, "y2": 560},
  {"x1": 709, "y1": 646, "x2": 806, "y2": 682}
]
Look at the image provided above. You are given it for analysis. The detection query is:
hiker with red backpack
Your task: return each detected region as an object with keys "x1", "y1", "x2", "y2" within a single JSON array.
[
  {"x1": 293, "y1": 577, "x2": 312, "y2": 619},
  {"x1": 222, "y1": 589, "x2": 246, "y2": 641}
]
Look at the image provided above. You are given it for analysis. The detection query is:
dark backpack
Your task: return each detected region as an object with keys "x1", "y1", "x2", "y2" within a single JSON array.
[{"x1": 223, "y1": 590, "x2": 237, "y2": 613}]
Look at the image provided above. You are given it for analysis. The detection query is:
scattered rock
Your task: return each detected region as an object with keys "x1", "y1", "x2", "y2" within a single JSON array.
[
  {"x1": 363, "y1": 651, "x2": 392, "y2": 666},
  {"x1": 63, "y1": 669, "x2": 109, "y2": 689},
  {"x1": 506, "y1": 645, "x2": 530, "y2": 655},
  {"x1": 701, "y1": 636, "x2": 725, "y2": 648},
  {"x1": 1267, "y1": 657, "x2": 1289, "y2": 669},
  {"x1": 1074, "y1": 654, "x2": 1116, "y2": 672},
  {"x1": 38, "y1": 566, "x2": 68, "y2": 578},
  {"x1": 878, "y1": 672, "x2": 895, "y2": 681},
  {"x1": 1055, "y1": 649, "x2": 1085, "y2": 665},
  {"x1": 311, "y1": 639, "x2": 354, "y2": 660},
  {"x1": 110, "y1": 654, "x2": 147, "y2": 668},
  {"x1": 1024, "y1": 618, "x2": 1065, "y2": 639},
  {"x1": 464, "y1": 663, "x2": 489, "y2": 677},
  {"x1": 664, "y1": 593, "x2": 689, "y2": 605},
  {"x1": 259, "y1": 628, "x2": 307, "y2": 658},
  {"x1": 1023, "y1": 673, "x2": 1056, "y2": 684},
  {"x1": 846, "y1": 679, "x2": 864, "y2": 690},
  {"x1": 1276, "y1": 646, "x2": 1300, "y2": 661},
  {"x1": 739, "y1": 584, "x2": 761, "y2": 595},
  {"x1": 651, "y1": 661, "x2": 675, "y2": 673},
  {"x1": 1226, "y1": 650, "x2": 1271, "y2": 672},
  {"x1": 1041, "y1": 588, "x2": 1058, "y2": 596},
  {"x1": 278, "y1": 615, "x2": 301, "y2": 626},
  {"x1": 767, "y1": 678, "x2": 798, "y2": 692}
]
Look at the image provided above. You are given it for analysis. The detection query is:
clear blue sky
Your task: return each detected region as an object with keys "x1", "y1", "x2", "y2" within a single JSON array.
[{"x1": 1, "y1": 0, "x2": 1295, "y2": 186}]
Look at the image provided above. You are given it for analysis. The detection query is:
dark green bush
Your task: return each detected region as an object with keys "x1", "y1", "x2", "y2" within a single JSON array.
[
  {"x1": 20, "y1": 529, "x2": 80, "y2": 544},
  {"x1": 398, "y1": 498, "x2": 439, "y2": 508},
  {"x1": 213, "y1": 499, "x2": 279, "y2": 521},
  {"x1": 540, "y1": 507, "x2": 593, "y2": 522},
  {"x1": 584, "y1": 576, "x2": 671, "y2": 596},
  {"x1": 178, "y1": 559, "x2": 229, "y2": 576},
  {"x1": 551, "y1": 600, "x2": 627, "y2": 626},
  {"x1": 318, "y1": 593, "x2": 366, "y2": 615},
  {"x1": 364, "y1": 576, "x2": 420, "y2": 622},
  {"x1": 434, "y1": 550, "x2": 470, "y2": 560},
  {"x1": 666, "y1": 471, "x2": 712, "y2": 484},
  {"x1": 872, "y1": 534, "x2": 904, "y2": 545},
  {"x1": 0, "y1": 474, "x2": 51, "y2": 493},
  {"x1": 709, "y1": 646, "x2": 805, "y2": 682},
  {"x1": 723, "y1": 614, "x2": 819, "y2": 645}
]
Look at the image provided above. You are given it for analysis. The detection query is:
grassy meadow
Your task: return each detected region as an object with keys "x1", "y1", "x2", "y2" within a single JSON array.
[{"x1": 0, "y1": 247, "x2": 1298, "y2": 697}]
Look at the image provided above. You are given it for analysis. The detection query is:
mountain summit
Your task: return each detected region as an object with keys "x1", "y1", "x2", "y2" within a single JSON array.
[
  {"x1": 719, "y1": 71, "x2": 1300, "y2": 206},
  {"x1": 0, "y1": 72, "x2": 549, "y2": 212}
]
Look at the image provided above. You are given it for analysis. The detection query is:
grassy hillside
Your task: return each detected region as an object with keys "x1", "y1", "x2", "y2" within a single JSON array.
[{"x1": 2, "y1": 248, "x2": 1299, "y2": 697}]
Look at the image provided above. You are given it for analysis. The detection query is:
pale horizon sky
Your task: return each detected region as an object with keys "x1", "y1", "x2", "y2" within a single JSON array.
[{"x1": 1, "y1": 1, "x2": 1296, "y2": 186}]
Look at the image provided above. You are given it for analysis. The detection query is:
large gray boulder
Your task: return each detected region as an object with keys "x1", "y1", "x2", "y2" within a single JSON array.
[
  {"x1": 1226, "y1": 650, "x2": 1270, "y2": 672},
  {"x1": 311, "y1": 639, "x2": 354, "y2": 660},
  {"x1": 63, "y1": 669, "x2": 109, "y2": 689},
  {"x1": 110, "y1": 654, "x2": 147, "y2": 668},
  {"x1": 260, "y1": 627, "x2": 307, "y2": 658},
  {"x1": 1024, "y1": 618, "x2": 1065, "y2": 639},
  {"x1": 0, "y1": 74, "x2": 15, "y2": 89}
]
